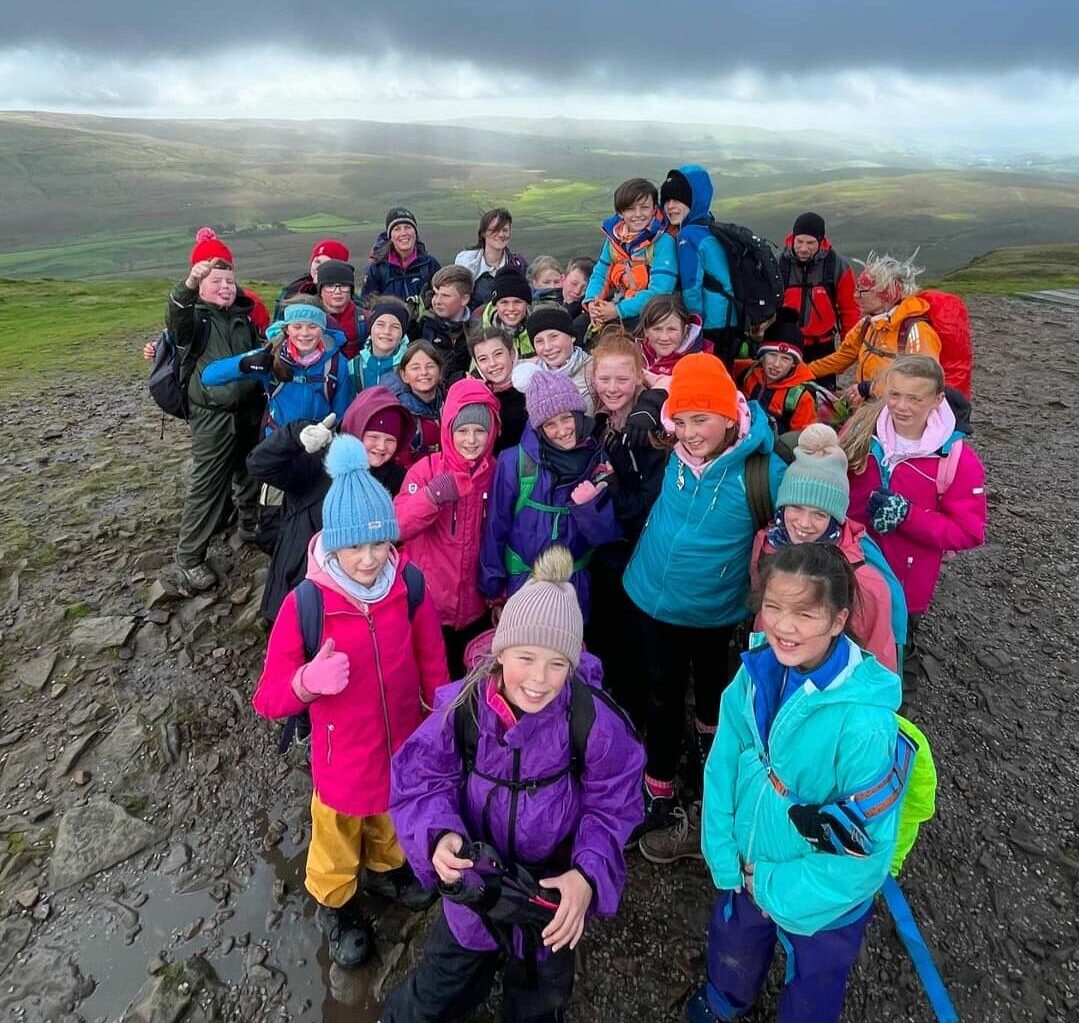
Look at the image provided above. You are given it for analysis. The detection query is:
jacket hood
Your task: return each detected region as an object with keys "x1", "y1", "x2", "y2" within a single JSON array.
[
  {"x1": 439, "y1": 378, "x2": 502, "y2": 473},
  {"x1": 674, "y1": 164, "x2": 714, "y2": 226},
  {"x1": 601, "y1": 211, "x2": 667, "y2": 254},
  {"x1": 340, "y1": 383, "x2": 414, "y2": 440},
  {"x1": 885, "y1": 293, "x2": 932, "y2": 324},
  {"x1": 742, "y1": 634, "x2": 900, "y2": 714},
  {"x1": 383, "y1": 371, "x2": 444, "y2": 418}
]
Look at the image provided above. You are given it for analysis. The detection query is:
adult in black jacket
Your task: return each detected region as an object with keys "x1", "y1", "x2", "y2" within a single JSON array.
[{"x1": 246, "y1": 386, "x2": 412, "y2": 623}]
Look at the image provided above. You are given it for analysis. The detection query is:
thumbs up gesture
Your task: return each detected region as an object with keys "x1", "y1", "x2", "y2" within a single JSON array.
[
  {"x1": 300, "y1": 413, "x2": 337, "y2": 454},
  {"x1": 294, "y1": 638, "x2": 350, "y2": 700}
]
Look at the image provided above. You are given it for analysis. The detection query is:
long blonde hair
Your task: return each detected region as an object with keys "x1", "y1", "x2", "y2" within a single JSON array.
[{"x1": 840, "y1": 397, "x2": 884, "y2": 475}]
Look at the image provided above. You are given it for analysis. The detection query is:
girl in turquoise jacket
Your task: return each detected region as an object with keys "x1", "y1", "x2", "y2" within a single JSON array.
[{"x1": 690, "y1": 542, "x2": 902, "y2": 1023}]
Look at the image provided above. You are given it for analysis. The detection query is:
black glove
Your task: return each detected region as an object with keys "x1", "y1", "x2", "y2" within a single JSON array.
[
  {"x1": 239, "y1": 344, "x2": 274, "y2": 374},
  {"x1": 788, "y1": 801, "x2": 874, "y2": 857},
  {"x1": 623, "y1": 390, "x2": 665, "y2": 449}
]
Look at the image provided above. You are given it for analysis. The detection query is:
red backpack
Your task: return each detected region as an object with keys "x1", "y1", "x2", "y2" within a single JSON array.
[{"x1": 898, "y1": 290, "x2": 973, "y2": 399}]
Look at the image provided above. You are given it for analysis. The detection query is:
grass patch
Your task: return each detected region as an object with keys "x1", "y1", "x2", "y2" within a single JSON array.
[
  {"x1": 940, "y1": 244, "x2": 1079, "y2": 295},
  {"x1": 283, "y1": 213, "x2": 368, "y2": 231}
]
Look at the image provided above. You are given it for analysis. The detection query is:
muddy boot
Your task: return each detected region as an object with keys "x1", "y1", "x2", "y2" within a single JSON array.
[
  {"x1": 363, "y1": 863, "x2": 438, "y2": 911},
  {"x1": 639, "y1": 803, "x2": 703, "y2": 865},
  {"x1": 177, "y1": 561, "x2": 217, "y2": 592},
  {"x1": 316, "y1": 895, "x2": 373, "y2": 968}
]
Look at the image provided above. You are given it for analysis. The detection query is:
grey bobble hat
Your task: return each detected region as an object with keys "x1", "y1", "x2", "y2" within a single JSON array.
[
  {"x1": 452, "y1": 404, "x2": 493, "y2": 432},
  {"x1": 776, "y1": 424, "x2": 850, "y2": 523}
]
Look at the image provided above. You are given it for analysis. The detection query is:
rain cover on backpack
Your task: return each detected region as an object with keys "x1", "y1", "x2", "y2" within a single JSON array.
[{"x1": 902, "y1": 291, "x2": 974, "y2": 400}]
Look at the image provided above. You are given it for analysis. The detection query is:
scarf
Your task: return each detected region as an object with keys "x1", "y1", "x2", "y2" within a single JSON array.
[
  {"x1": 642, "y1": 320, "x2": 704, "y2": 376},
  {"x1": 539, "y1": 417, "x2": 597, "y2": 488},
  {"x1": 286, "y1": 338, "x2": 325, "y2": 367},
  {"x1": 766, "y1": 507, "x2": 843, "y2": 550},
  {"x1": 325, "y1": 550, "x2": 397, "y2": 606},
  {"x1": 875, "y1": 400, "x2": 957, "y2": 469}
]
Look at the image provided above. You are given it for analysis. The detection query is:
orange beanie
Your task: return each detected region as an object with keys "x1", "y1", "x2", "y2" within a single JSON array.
[{"x1": 666, "y1": 353, "x2": 739, "y2": 421}]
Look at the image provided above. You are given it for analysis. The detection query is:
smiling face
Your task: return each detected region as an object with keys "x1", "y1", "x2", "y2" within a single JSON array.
[
  {"x1": 644, "y1": 311, "x2": 686, "y2": 357},
  {"x1": 593, "y1": 354, "x2": 640, "y2": 415},
  {"x1": 484, "y1": 218, "x2": 511, "y2": 253},
  {"x1": 361, "y1": 430, "x2": 398, "y2": 468},
  {"x1": 620, "y1": 196, "x2": 656, "y2": 234},
  {"x1": 390, "y1": 222, "x2": 417, "y2": 256},
  {"x1": 401, "y1": 351, "x2": 441, "y2": 398},
  {"x1": 759, "y1": 570, "x2": 848, "y2": 672},
  {"x1": 533, "y1": 267, "x2": 563, "y2": 289},
  {"x1": 453, "y1": 423, "x2": 489, "y2": 462},
  {"x1": 533, "y1": 329, "x2": 574, "y2": 369},
  {"x1": 672, "y1": 411, "x2": 732, "y2": 461},
  {"x1": 285, "y1": 319, "x2": 324, "y2": 355},
  {"x1": 498, "y1": 645, "x2": 572, "y2": 714},
  {"x1": 783, "y1": 504, "x2": 832, "y2": 544},
  {"x1": 335, "y1": 541, "x2": 392, "y2": 587},
  {"x1": 761, "y1": 350, "x2": 796, "y2": 383},
  {"x1": 664, "y1": 199, "x2": 690, "y2": 227},
  {"x1": 884, "y1": 370, "x2": 944, "y2": 439},
  {"x1": 495, "y1": 297, "x2": 528, "y2": 327},
  {"x1": 561, "y1": 268, "x2": 588, "y2": 304},
  {"x1": 541, "y1": 411, "x2": 578, "y2": 451},
  {"x1": 370, "y1": 313, "x2": 404, "y2": 356},
  {"x1": 199, "y1": 268, "x2": 237, "y2": 308},
  {"x1": 473, "y1": 337, "x2": 513, "y2": 386}
]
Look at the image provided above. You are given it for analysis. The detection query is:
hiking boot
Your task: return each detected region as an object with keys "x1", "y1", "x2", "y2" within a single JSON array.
[
  {"x1": 639, "y1": 804, "x2": 703, "y2": 864},
  {"x1": 177, "y1": 561, "x2": 217, "y2": 592},
  {"x1": 627, "y1": 788, "x2": 675, "y2": 846},
  {"x1": 316, "y1": 895, "x2": 373, "y2": 968},
  {"x1": 364, "y1": 863, "x2": 438, "y2": 912}
]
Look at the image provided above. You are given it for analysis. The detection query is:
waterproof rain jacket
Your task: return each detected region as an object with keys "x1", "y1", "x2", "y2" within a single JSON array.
[
  {"x1": 779, "y1": 236, "x2": 860, "y2": 349},
  {"x1": 361, "y1": 242, "x2": 441, "y2": 305},
  {"x1": 702, "y1": 635, "x2": 901, "y2": 936},
  {"x1": 739, "y1": 360, "x2": 820, "y2": 434},
  {"x1": 394, "y1": 381, "x2": 501, "y2": 630},
  {"x1": 389, "y1": 656, "x2": 645, "y2": 952},
  {"x1": 584, "y1": 213, "x2": 677, "y2": 322},
  {"x1": 253, "y1": 540, "x2": 448, "y2": 818}
]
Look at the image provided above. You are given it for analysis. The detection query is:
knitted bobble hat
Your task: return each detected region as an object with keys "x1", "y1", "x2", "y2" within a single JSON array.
[
  {"x1": 321, "y1": 435, "x2": 400, "y2": 552},
  {"x1": 492, "y1": 546, "x2": 584, "y2": 667},
  {"x1": 776, "y1": 423, "x2": 850, "y2": 523},
  {"x1": 190, "y1": 227, "x2": 233, "y2": 266},
  {"x1": 517, "y1": 364, "x2": 586, "y2": 427},
  {"x1": 311, "y1": 239, "x2": 350, "y2": 262},
  {"x1": 385, "y1": 207, "x2": 418, "y2": 232}
]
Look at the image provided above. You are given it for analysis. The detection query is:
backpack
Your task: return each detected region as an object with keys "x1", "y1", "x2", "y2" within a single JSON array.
[
  {"x1": 856, "y1": 534, "x2": 909, "y2": 671},
  {"x1": 148, "y1": 327, "x2": 204, "y2": 420},
  {"x1": 276, "y1": 563, "x2": 426, "y2": 754},
  {"x1": 700, "y1": 222, "x2": 784, "y2": 330},
  {"x1": 265, "y1": 355, "x2": 343, "y2": 432},
  {"x1": 743, "y1": 430, "x2": 799, "y2": 532}
]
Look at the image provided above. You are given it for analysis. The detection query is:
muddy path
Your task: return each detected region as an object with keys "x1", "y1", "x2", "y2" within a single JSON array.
[{"x1": 0, "y1": 294, "x2": 1076, "y2": 1022}]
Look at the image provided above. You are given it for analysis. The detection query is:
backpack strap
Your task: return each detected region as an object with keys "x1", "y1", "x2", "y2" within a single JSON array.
[
  {"x1": 743, "y1": 452, "x2": 774, "y2": 532},
  {"x1": 783, "y1": 384, "x2": 807, "y2": 418},
  {"x1": 566, "y1": 679, "x2": 597, "y2": 782},
  {"x1": 454, "y1": 686, "x2": 481, "y2": 774},
  {"x1": 294, "y1": 579, "x2": 324, "y2": 661},
  {"x1": 935, "y1": 440, "x2": 963, "y2": 497},
  {"x1": 896, "y1": 315, "x2": 928, "y2": 356},
  {"x1": 401, "y1": 561, "x2": 425, "y2": 620},
  {"x1": 514, "y1": 447, "x2": 539, "y2": 517}
]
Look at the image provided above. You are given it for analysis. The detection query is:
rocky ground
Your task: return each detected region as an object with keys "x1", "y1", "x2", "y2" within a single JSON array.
[{"x1": 0, "y1": 294, "x2": 1076, "y2": 1022}]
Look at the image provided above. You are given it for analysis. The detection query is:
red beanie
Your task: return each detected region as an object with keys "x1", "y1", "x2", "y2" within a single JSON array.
[
  {"x1": 190, "y1": 227, "x2": 233, "y2": 266},
  {"x1": 311, "y1": 239, "x2": 350, "y2": 262},
  {"x1": 666, "y1": 353, "x2": 739, "y2": 422}
]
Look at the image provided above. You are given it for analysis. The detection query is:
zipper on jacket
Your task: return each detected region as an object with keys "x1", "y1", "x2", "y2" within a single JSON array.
[
  {"x1": 507, "y1": 748, "x2": 522, "y2": 863},
  {"x1": 366, "y1": 612, "x2": 395, "y2": 762},
  {"x1": 326, "y1": 723, "x2": 334, "y2": 765}
]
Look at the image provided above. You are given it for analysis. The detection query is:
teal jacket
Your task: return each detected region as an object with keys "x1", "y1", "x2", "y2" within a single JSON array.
[
  {"x1": 702, "y1": 636, "x2": 901, "y2": 936},
  {"x1": 674, "y1": 164, "x2": 734, "y2": 331},
  {"x1": 623, "y1": 400, "x2": 785, "y2": 627}
]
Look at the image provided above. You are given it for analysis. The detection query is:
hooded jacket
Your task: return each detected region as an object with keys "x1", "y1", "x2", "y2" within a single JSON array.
[
  {"x1": 623, "y1": 398, "x2": 786, "y2": 627},
  {"x1": 360, "y1": 240, "x2": 441, "y2": 305},
  {"x1": 382, "y1": 373, "x2": 445, "y2": 464},
  {"x1": 847, "y1": 405, "x2": 986, "y2": 614},
  {"x1": 750, "y1": 520, "x2": 899, "y2": 671},
  {"x1": 246, "y1": 387, "x2": 411, "y2": 622},
  {"x1": 253, "y1": 539, "x2": 448, "y2": 817},
  {"x1": 479, "y1": 424, "x2": 621, "y2": 620},
  {"x1": 349, "y1": 337, "x2": 409, "y2": 393},
  {"x1": 389, "y1": 656, "x2": 645, "y2": 952},
  {"x1": 202, "y1": 328, "x2": 354, "y2": 435},
  {"x1": 669, "y1": 164, "x2": 735, "y2": 331},
  {"x1": 778, "y1": 235, "x2": 860, "y2": 347},
  {"x1": 702, "y1": 636, "x2": 900, "y2": 936},
  {"x1": 394, "y1": 381, "x2": 502, "y2": 630},
  {"x1": 810, "y1": 295, "x2": 942, "y2": 387},
  {"x1": 739, "y1": 359, "x2": 820, "y2": 434},
  {"x1": 583, "y1": 213, "x2": 678, "y2": 322}
]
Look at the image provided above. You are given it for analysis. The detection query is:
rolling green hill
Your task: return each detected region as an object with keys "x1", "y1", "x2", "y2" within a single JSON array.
[
  {"x1": 2, "y1": 111, "x2": 1079, "y2": 280},
  {"x1": 939, "y1": 244, "x2": 1079, "y2": 294}
]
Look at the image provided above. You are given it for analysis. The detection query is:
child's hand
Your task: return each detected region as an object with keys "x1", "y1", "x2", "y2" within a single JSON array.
[
  {"x1": 868, "y1": 488, "x2": 910, "y2": 534},
  {"x1": 426, "y1": 472, "x2": 472, "y2": 505},
  {"x1": 432, "y1": 832, "x2": 473, "y2": 884},
  {"x1": 295, "y1": 639, "x2": 350, "y2": 700},
  {"x1": 239, "y1": 344, "x2": 274, "y2": 375},
  {"x1": 571, "y1": 480, "x2": 605, "y2": 505},
  {"x1": 142, "y1": 340, "x2": 159, "y2": 361},
  {"x1": 588, "y1": 300, "x2": 617, "y2": 325},
  {"x1": 539, "y1": 869, "x2": 592, "y2": 951},
  {"x1": 300, "y1": 413, "x2": 336, "y2": 454},
  {"x1": 185, "y1": 259, "x2": 214, "y2": 289}
]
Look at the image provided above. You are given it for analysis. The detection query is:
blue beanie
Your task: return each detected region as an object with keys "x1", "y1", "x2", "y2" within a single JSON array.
[
  {"x1": 321, "y1": 435, "x2": 399, "y2": 552},
  {"x1": 283, "y1": 304, "x2": 327, "y2": 329}
]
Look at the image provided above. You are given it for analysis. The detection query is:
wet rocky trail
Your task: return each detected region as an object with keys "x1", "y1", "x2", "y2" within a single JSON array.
[{"x1": 0, "y1": 295, "x2": 1076, "y2": 1022}]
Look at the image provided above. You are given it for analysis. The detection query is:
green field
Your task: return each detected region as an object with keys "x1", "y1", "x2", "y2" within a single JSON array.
[{"x1": 940, "y1": 244, "x2": 1079, "y2": 295}]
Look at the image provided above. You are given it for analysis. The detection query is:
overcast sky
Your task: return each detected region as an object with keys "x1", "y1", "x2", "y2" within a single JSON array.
[{"x1": 1, "y1": 1, "x2": 1076, "y2": 149}]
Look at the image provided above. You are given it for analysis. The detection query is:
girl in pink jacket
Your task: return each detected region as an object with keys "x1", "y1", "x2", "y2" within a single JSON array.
[
  {"x1": 844, "y1": 355, "x2": 987, "y2": 686},
  {"x1": 253, "y1": 435, "x2": 449, "y2": 970},
  {"x1": 394, "y1": 378, "x2": 502, "y2": 677},
  {"x1": 750, "y1": 424, "x2": 900, "y2": 671}
]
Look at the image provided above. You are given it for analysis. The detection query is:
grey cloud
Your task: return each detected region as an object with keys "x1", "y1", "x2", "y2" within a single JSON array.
[{"x1": 3, "y1": 1, "x2": 1078, "y2": 77}]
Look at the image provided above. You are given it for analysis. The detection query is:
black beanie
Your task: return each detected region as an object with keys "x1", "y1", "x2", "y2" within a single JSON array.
[
  {"x1": 660, "y1": 169, "x2": 693, "y2": 209},
  {"x1": 791, "y1": 212, "x2": 826, "y2": 242},
  {"x1": 527, "y1": 304, "x2": 575, "y2": 339},
  {"x1": 491, "y1": 267, "x2": 532, "y2": 304},
  {"x1": 385, "y1": 206, "x2": 418, "y2": 232},
  {"x1": 317, "y1": 259, "x2": 356, "y2": 290},
  {"x1": 367, "y1": 300, "x2": 410, "y2": 337}
]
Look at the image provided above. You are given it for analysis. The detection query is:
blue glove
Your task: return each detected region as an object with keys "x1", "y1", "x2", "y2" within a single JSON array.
[{"x1": 869, "y1": 488, "x2": 910, "y2": 534}]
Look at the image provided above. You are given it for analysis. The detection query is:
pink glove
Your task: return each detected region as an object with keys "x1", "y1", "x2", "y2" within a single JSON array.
[
  {"x1": 570, "y1": 480, "x2": 606, "y2": 505},
  {"x1": 292, "y1": 639, "x2": 350, "y2": 701},
  {"x1": 426, "y1": 471, "x2": 473, "y2": 505}
]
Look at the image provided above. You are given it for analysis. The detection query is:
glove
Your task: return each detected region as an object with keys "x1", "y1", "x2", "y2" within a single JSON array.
[
  {"x1": 623, "y1": 393, "x2": 663, "y2": 449},
  {"x1": 788, "y1": 801, "x2": 874, "y2": 857},
  {"x1": 571, "y1": 480, "x2": 606, "y2": 505},
  {"x1": 299, "y1": 413, "x2": 336, "y2": 454},
  {"x1": 239, "y1": 344, "x2": 274, "y2": 374},
  {"x1": 294, "y1": 639, "x2": 350, "y2": 699},
  {"x1": 426, "y1": 472, "x2": 472, "y2": 505},
  {"x1": 868, "y1": 488, "x2": 910, "y2": 534}
]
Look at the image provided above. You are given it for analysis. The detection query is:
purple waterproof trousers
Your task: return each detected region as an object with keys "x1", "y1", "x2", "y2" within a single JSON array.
[{"x1": 704, "y1": 889, "x2": 872, "y2": 1022}]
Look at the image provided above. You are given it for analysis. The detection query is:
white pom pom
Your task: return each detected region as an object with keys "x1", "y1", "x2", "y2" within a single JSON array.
[
  {"x1": 324, "y1": 434, "x2": 370, "y2": 478},
  {"x1": 511, "y1": 359, "x2": 542, "y2": 394},
  {"x1": 797, "y1": 423, "x2": 841, "y2": 457}
]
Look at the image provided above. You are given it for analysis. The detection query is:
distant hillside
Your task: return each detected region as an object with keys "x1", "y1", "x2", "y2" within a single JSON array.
[
  {"x1": 2, "y1": 111, "x2": 1079, "y2": 280},
  {"x1": 940, "y1": 244, "x2": 1079, "y2": 294}
]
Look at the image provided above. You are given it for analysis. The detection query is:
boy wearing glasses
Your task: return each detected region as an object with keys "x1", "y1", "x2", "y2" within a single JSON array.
[
  {"x1": 317, "y1": 260, "x2": 365, "y2": 358},
  {"x1": 583, "y1": 178, "x2": 677, "y2": 332}
]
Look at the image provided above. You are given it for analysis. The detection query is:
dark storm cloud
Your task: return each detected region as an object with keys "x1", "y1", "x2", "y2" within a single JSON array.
[{"x1": 4, "y1": 1, "x2": 1078, "y2": 75}]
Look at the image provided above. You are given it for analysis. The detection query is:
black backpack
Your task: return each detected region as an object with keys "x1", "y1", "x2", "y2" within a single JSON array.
[
  {"x1": 701, "y1": 222, "x2": 784, "y2": 330},
  {"x1": 276, "y1": 563, "x2": 426, "y2": 754},
  {"x1": 148, "y1": 325, "x2": 213, "y2": 420}
]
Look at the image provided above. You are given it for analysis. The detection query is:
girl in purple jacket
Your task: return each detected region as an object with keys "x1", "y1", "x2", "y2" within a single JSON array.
[
  {"x1": 384, "y1": 547, "x2": 645, "y2": 1022},
  {"x1": 479, "y1": 369, "x2": 621, "y2": 622}
]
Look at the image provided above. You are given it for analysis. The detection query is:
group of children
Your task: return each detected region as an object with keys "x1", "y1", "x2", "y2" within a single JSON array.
[{"x1": 151, "y1": 172, "x2": 988, "y2": 1020}]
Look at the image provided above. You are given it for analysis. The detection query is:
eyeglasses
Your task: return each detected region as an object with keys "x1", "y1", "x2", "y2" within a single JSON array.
[{"x1": 322, "y1": 284, "x2": 351, "y2": 294}]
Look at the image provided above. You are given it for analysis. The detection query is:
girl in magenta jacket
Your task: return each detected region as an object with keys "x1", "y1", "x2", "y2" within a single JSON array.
[
  {"x1": 844, "y1": 355, "x2": 986, "y2": 680},
  {"x1": 252, "y1": 435, "x2": 449, "y2": 970},
  {"x1": 394, "y1": 378, "x2": 502, "y2": 677}
]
